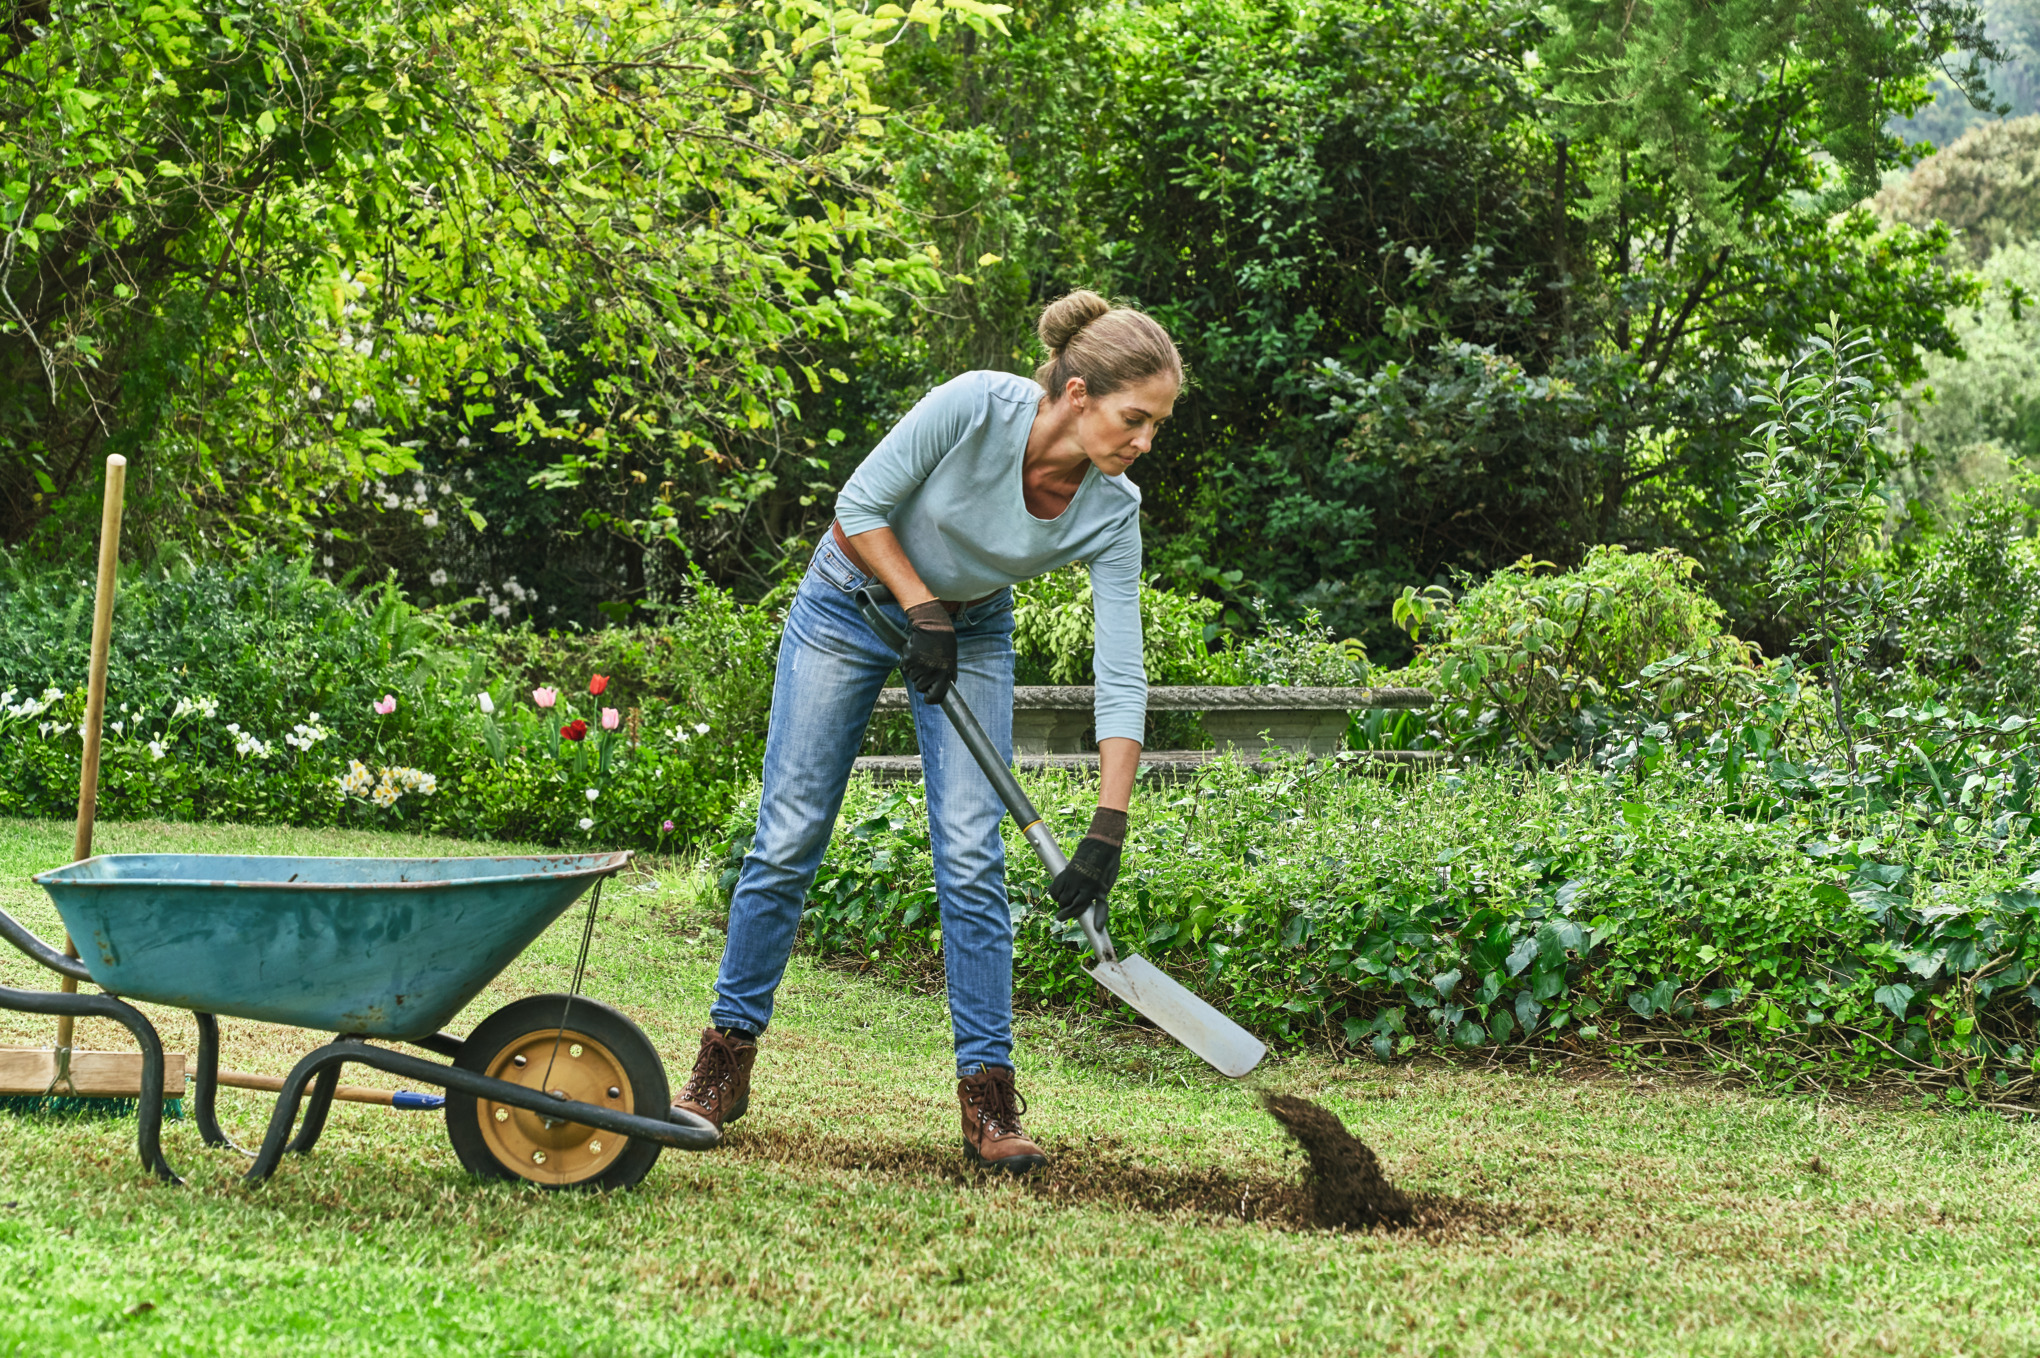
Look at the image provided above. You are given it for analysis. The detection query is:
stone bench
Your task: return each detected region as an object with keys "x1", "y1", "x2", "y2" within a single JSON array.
[
  {"x1": 869, "y1": 684, "x2": 1433, "y2": 756},
  {"x1": 853, "y1": 747, "x2": 1445, "y2": 785}
]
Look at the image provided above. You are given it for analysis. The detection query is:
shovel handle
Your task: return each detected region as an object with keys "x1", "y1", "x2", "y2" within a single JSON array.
[{"x1": 854, "y1": 585, "x2": 1116, "y2": 964}]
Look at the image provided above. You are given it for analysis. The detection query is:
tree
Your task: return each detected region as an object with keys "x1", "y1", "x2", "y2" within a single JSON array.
[{"x1": 0, "y1": 0, "x2": 995, "y2": 560}]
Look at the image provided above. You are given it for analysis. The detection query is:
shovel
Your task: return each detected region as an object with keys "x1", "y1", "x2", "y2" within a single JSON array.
[{"x1": 855, "y1": 586, "x2": 1266, "y2": 1078}]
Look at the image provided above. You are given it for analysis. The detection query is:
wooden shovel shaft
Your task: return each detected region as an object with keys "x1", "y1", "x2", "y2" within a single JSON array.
[{"x1": 56, "y1": 456, "x2": 126, "y2": 1052}]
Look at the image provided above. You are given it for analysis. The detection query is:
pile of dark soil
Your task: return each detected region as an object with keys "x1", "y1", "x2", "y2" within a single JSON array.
[{"x1": 1261, "y1": 1092, "x2": 1414, "y2": 1229}]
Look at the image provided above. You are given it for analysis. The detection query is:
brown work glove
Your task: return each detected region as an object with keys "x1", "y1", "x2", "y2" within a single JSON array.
[
  {"x1": 899, "y1": 600, "x2": 957, "y2": 704},
  {"x1": 1052, "y1": 807, "x2": 1126, "y2": 924}
]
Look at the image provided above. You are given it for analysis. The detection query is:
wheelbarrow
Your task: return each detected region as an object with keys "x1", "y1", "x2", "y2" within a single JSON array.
[{"x1": 0, "y1": 850, "x2": 717, "y2": 1188}]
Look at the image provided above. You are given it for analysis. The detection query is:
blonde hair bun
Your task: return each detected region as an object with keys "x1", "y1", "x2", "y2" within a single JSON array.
[
  {"x1": 1032, "y1": 289, "x2": 1185, "y2": 402},
  {"x1": 1037, "y1": 290, "x2": 1112, "y2": 353}
]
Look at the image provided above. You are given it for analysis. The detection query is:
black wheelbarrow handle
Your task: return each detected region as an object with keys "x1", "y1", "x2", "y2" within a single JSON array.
[
  {"x1": 0, "y1": 900, "x2": 91, "y2": 983},
  {"x1": 853, "y1": 584, "x2": 1118, "y2": 966},
  {"x1": 243, "y1": 1038, "x2": 720, "y2": 1182}
]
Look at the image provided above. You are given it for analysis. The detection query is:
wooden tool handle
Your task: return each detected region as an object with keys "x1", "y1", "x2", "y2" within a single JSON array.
[
  {"x1": 57, "y1": 456, "x2": 127, "y2": 1045},
  {"x1": 73, "y1": 454, "x2": 126, "y2": 867},
  {"x1": 214, "y1": 1068, "x2": 416, "y2": 1108}
]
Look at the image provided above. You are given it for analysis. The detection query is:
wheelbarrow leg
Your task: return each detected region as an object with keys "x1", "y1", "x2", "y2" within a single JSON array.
[
  {"x1": 286, "y1": 1062, "x2": 343, "y2": 1155},
  {"x1": 192, "y1": 1013, "x2": 251, "y2": 1156},
  {"x1": 0, "y1": 983, "x2": 181, "y2": 1185},
  {"x1": 245, "y1": 1042, "x2": 353, "y2": 1183}
]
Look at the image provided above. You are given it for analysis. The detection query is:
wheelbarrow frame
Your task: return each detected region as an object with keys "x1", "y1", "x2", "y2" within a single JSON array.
[{"x1": 0, "y1": 865, "x2": 717, "y2": 1186}]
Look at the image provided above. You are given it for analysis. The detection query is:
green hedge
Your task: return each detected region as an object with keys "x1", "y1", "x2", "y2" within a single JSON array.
[{"x1": 716, "y1": 757, "x2": 2040, "y2": 1096}]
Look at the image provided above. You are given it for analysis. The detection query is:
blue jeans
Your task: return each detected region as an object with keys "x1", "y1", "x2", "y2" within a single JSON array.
[{"x1": 711, "y1": 534, "x2": 1018, "y2": 1074}]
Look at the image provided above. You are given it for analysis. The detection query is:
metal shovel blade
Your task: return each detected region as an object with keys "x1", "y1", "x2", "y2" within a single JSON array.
[{"x1": 1085, "y1": 953, "x2": 1267, "y2": 1078}]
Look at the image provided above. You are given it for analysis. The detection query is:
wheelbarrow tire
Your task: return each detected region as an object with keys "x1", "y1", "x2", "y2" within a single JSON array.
[{"x1": 445, "y1": 993, "x2": 670, "y2": 1191}]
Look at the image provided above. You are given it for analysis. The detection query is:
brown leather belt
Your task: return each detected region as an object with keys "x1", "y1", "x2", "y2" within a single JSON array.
[{"x1": 831, "y1": 520, "x2": 994, "y2": 615}]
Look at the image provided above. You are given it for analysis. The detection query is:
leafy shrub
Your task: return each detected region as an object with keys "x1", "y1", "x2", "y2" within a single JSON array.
[
  {"x1": 1899, "y1": 485, "x2": 2040, "y2": 709},
  {"x1": 715, "y1": 751, "x2": 2040, "y2": 1095},
  {"x1": 1389, "y1": 545, "x2": 1763, "y2": 760},
  {"x1": 1010, "y1": 565, "x2": 1225, "y2": 685},
  {"x1": 0, "y1": 555, "x2": 760, "y2": 846},
  {"x1": 476, "y1": 566, "x2": 782, "y2": 755}
]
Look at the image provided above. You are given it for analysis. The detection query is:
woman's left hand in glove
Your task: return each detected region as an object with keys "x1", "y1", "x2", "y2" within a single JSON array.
[{"x1": 1051, "y1": 807, "x2": 1126, "y2": 922}]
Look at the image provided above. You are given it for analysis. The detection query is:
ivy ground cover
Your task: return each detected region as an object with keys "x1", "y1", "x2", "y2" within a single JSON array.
[
  {"x1": 731, "y1": 757, "x2": 2040, "y2": 1100},
  {"x1": 2, "y1": 818, "x2": 2040, "y2": 1355}
]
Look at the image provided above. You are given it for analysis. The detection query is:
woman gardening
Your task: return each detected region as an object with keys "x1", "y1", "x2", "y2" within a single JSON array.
[{"x1": 674, "y1": 291, "x2": 1183, "y2": 1174}]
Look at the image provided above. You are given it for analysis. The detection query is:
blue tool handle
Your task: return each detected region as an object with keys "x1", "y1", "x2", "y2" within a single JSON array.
[{"x1": 391, "y1": 1090, "x2": 445, "y2": 1110}]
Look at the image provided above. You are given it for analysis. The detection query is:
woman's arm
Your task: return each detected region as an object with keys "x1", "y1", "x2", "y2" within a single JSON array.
[
  {"x1": 1097, "y1": 736, "x2": 1139, "y2": 812},
  {"x1": 846, "y1": 525, "x2": 939, "y2": 610}
]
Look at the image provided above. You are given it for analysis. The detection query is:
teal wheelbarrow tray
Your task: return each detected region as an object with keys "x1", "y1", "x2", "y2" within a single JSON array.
[{"x1": 0, "y1": 851, "x2": 717, "y2": 1188}]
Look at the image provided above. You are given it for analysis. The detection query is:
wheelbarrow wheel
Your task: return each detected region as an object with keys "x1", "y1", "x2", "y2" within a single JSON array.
[{"x1": 445, "y1": 994, "x2": 670, "y2": 1191}]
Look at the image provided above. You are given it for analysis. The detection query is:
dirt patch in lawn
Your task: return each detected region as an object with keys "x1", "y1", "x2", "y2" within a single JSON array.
[{"x1": 720, "y1": 1121, "x2": 1508, "y2": 1238}]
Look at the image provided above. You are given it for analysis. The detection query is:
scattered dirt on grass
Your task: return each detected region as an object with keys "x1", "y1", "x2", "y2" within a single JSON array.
[
  {"x1": 1261, "y1": 1092, "x2": 1415, "y2": 1230},
  {"x1": 720, "y1": 1122, "x2": 1509, "y2": 1239}
]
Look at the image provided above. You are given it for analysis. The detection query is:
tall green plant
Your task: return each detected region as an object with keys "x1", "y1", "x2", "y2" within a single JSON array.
[
  {"x1": 0, "y1": 0, "x2": 998, "y2": 556},
  {"x1": 1740, "y1": 321, "x2": 1892, "y2": 771}
]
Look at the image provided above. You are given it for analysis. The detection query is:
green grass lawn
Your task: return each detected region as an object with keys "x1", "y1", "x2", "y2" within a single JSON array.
[{"x1": 0, "y1": 816, "x2": 2036, "y2": 1356}]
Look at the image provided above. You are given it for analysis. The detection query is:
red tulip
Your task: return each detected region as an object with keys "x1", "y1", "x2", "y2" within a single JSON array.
[
  {"x1": 588, "y1": 674, "x2": 610, "y2": 696},
  {"x1": 561, "y1": 719, "x2": 589, "y2": 742}
]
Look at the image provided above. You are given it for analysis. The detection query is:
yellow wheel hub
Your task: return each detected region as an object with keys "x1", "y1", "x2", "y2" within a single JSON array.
[{"x1": 475, "y1": 1028, "x2": 634, "y2": 1185}]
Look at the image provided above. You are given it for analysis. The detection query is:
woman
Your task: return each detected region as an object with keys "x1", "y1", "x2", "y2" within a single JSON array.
[{"x1": 674, "y1": 291, "x2": 1183, "y2": 1174}]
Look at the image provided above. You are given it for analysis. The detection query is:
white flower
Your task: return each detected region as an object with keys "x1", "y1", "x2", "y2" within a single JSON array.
[
  {"x1": 110, "y1": 720, "x2": 124, "y2": 736},
  {"x1": 147, "y1": 739, "x2": 167, "y2": 761},
  {"x1": 478, "y1": 692, "x2": 495, "y2": 715},
  {"x1": 585, "y1": 788, "x2": 599, "y2": 802},
  {"x1": 428, "y1": 569, "x2": 448, "y2": 588},
  {"x1": 413, "y1": 480, "x2": 427, "y2": 499},
  {"x1": 421, "y1": 512, "x2": 439, "y2": 529},
  {"x1": 578, "y1": 817, "x2": 594, "y2": 831},
  {"x1": 381, "y1": 493, "x2": 401, "y2": 509},
  {"x1": 694, "y1": 722, "x2": 710, "y2": 735},
  {"x1": 456, "y1": 437, "x2": 471, "y2": 451},
  {"x1": 321, "y1": 554, "x2": 334, "y2": 568},
  {"x1": 439, "y1": 482, "x2": 452, "y2": 495}
]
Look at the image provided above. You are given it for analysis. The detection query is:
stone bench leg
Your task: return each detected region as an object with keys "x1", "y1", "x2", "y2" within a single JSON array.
[
  {"x1": 1199, "y1": 710, "x2": 1349, "y2": 757},
  {"x1": 1012, "y1": 709, "x2": 1092, "y2": 756}
]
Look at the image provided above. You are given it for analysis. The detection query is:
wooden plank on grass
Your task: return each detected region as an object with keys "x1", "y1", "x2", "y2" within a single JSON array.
[{"x1": 0, "y1": 1048, "x2": 187, "y2": 1097}]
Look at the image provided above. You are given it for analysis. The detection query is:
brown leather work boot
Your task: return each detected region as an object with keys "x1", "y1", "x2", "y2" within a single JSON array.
[
  {"x1": 957, "y1": 1065, "x2": 1046, "y2": 1174},
  {"x1": 673, "y1": 1028, "x2": 756, "y2": 1135}
]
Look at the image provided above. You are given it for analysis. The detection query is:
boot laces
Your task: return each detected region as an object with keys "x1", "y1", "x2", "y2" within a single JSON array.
[
  {"x1": 972, "y1": 1072, "x2": 1029, "y2": 1136},
  {"x1": 683, "y1": 1036, "x2": 737, "y2": 1107}
]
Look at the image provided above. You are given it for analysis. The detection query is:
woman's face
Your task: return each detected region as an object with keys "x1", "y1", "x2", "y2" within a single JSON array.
[{"x1": 1071, "y1": 372, "x2": 1179, "y2": 476}]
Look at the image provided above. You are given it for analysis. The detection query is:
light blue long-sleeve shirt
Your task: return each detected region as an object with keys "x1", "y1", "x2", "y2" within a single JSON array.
[{"x1": 836, "y1": 371, "x2": 1148, "y2": 743}]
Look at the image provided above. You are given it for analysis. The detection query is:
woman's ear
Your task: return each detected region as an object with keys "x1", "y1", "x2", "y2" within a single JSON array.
[{"x1": 1064, "y1": 376, "x2": 1088, "y2": 409}]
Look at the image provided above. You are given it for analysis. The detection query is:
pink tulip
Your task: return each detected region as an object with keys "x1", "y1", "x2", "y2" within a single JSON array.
[
  {"x1": 600, "y1": 707, "x2": 621, "y2": 731},
  {"x1": 374, "y1": 695, "x2": 397, "y2": 715},
  {"x1": 532, "y1": 687, "x2": 558, "y2": 709}
]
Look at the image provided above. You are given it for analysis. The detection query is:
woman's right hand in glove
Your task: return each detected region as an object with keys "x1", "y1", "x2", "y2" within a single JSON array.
[{"x1": 899, "y1": 600, "x2": 958, "y2": 704}]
